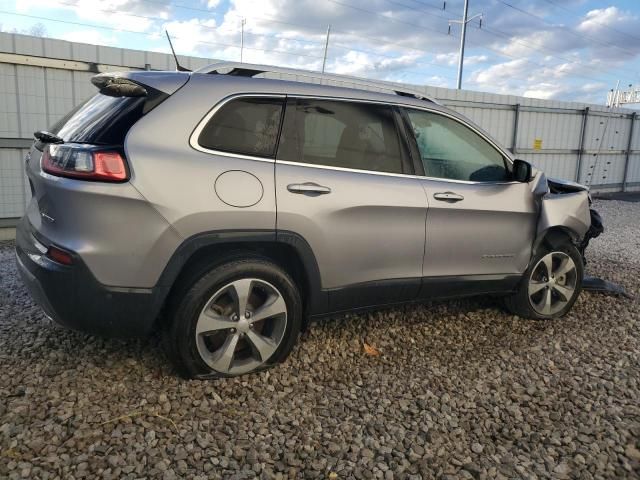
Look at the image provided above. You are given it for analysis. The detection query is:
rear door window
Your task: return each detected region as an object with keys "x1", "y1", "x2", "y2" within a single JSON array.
[
  {"x1": 198, "y1": 97, "x2": 285, "y2": 158},
  {"x1": 277, "y1": 99, "x2": 410, "y2": 174}
]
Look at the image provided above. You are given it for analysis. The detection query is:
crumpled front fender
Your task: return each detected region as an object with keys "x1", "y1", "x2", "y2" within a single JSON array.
[{"x1": 537, "y1": 190, "x2": 591, "y2": 242}]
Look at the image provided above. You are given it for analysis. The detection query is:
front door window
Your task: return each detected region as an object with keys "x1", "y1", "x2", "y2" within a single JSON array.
[{"x1": 405, "y1": 109, "x2": 508, "y2": 182}]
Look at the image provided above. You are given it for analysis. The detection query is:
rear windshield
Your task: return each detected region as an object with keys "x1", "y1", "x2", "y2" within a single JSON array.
[{"x1": 50, "y1": 94, "x2": 146, "y2": 145}]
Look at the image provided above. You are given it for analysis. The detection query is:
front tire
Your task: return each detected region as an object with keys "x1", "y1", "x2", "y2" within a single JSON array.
[
  {"x1": 505, "y1": 241, "x2": 583, "y2": 320},
  {"x1": 164, "y1": 257, "x2": 302, "y2": 379}
]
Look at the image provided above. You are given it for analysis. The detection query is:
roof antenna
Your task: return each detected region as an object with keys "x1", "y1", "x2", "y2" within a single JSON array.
[{"x1": 165, "y1": 30, "x2": 191, "y2": 72}]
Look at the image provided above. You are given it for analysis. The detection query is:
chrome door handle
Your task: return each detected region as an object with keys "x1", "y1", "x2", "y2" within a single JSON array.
[
  {"x1": 287, "y1": 183, "x2": 332, "y2": 195},
  {"x1": 433, "y1": 191, "x2": 464, "y2": 202}
]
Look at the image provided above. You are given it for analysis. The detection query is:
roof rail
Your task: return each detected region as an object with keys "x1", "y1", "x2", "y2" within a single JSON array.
[{"x1": 195, "y1": 62, "x2": 441, "y2": 105}]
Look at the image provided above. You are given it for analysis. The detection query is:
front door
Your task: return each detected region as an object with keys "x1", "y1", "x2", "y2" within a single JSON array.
[
  {"x1": 401, "y1": 107, "x2": 537, "y2": 286},
  {"x1": 275, "y1": 98, "x2": 427, "y2": 311}
]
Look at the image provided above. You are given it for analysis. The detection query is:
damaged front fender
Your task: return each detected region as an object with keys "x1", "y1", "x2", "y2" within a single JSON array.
[
  {"x1": 532, "y1": 174, "x2": 603, "y2": 262},
  {"x1": 538, "y1": 190, "x2": 591, "y2": 241}
]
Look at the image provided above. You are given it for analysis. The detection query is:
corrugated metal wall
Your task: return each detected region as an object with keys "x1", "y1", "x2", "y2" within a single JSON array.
[{"x1": 1, "y1": 32, "x2": 638, "y2": 222}]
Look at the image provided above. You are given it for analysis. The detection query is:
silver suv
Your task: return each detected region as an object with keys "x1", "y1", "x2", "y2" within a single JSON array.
[{"x1": 16, "y1": 62, "x2": 603, "y2": 378}]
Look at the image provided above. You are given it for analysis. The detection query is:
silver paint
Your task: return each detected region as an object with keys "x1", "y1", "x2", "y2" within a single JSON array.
[
  {"x1": 538, "y1": 191, "x2": 591, "y2": 241},
  {"x1": 21, "y1": 69, "x2": 594, "y2": 295},
  {"x1": 215, "y1": 171, "x2": 264, "y2": 208}
]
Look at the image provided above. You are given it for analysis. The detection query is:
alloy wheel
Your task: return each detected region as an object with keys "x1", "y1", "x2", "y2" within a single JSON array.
[
  {"x1": 528, "y1": 252, "x2": 578, "y2": 316},
  {"x1": 195, "y1": 278, "x2": 287, "y2": 375}
]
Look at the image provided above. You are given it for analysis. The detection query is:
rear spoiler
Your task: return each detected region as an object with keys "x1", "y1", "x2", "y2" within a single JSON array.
[
  {"x1": 91, "y1": 71, "x2": 190, "y2": 96},
  {"x1": 91, "y1": 76, "x2": 147, "y2": 97}
]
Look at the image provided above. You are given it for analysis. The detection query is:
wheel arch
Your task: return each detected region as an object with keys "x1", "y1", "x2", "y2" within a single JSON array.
[
  {"x1": 152, "y1": 230, "x2": 326, "y2": 330},
  {"x1": 532, "y1": 226, "x2": 580, "y2": 257},
  {"x1": 527, "y1": 226, "x2": 585, "y2": 277}
]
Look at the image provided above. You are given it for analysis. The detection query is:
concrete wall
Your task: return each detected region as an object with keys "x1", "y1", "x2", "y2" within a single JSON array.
[{"x1": 1, "y1": 32, "x2": 638, "y2": 223}]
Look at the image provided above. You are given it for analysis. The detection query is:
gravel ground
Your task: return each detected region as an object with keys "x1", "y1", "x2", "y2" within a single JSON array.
[{"x1": 1, "y1": 199, "x2": 639, "y2": 480}]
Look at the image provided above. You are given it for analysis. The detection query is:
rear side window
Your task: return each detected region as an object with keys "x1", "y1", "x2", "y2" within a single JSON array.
[
  {"x1": 198, "y1": 98, "x2": 284, "y2": 158},
  {"x1": 278, "y1": 99, "x2": 408, "y2": 174},
  {"x1": 51, "y1": 90, "x2": 164, "y2": 146}
]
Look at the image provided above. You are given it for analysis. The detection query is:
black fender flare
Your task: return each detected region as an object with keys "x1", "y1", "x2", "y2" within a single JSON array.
[{"x1": 150, "y1": 229, "x2": 327, "y2": 319}]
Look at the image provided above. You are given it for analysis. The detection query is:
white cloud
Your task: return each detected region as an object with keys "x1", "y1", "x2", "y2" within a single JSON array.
[
  {"x1": 465, "y1": 55, "x2": 488, "y2": 66},
  {"x1": 62, "y1": 29, "x2": 116, "y2": 46},
  {"x1": 11, "y1": 0, "x2": 640, "y2": 103},
  {"x1": 578, "y1": 7, "x2": 627, "y2": 34},
  {"x1": 435, "y1": 52, "x2": 457, "y2": 66},
  {"x1": 522, "y1": 84, "x2": 568, "y2": 100},
  {"x1": 580, "y1": 82, "x2": 607, "y2": 94},
  {"x1": 17, "y1": 0, "x2": 171, "y2": 32}
]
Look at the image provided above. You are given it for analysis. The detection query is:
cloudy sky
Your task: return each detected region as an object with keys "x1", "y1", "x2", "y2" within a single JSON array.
[{"x1": 1, "y1": 0, "x2": 639, "y2": 103}]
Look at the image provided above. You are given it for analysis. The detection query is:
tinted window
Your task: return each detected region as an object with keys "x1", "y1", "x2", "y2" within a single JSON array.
[
  {"x1": 198, "y1": 98, "x2": 284, "y2": 158},
  {"x1": 278, "y1": 99, "x2": 406, "y2": 174},
  {"x1": 52, "y1": 94, "x2": 146, "y2": 145},
  {"x1": 406, "y1": 109, "x2": 507, "y2": 182}
]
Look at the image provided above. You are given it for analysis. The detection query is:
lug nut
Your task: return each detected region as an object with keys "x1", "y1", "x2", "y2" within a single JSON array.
[
  {"x1": 245, "y1": 311, "x2": 251, "y2": 319},
  {"x1": 232, "y1": 314, "x2": 239, "y2": 321}
]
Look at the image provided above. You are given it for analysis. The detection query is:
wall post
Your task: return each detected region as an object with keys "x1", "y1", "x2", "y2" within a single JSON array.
[
  {"x1": 575, "y1": 107, "x2": 589, "y2": 182},
  {"x1": 511, "y1": 103, "x2": 520, "y2": 155},
  {"x1": 622, "y1": 113, "x2": 636, "y2": 192}
]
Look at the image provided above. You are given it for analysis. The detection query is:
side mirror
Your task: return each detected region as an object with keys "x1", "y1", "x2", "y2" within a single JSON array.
[{"x1": 512, "y1": 159, "x2": 532, "y2": 183}]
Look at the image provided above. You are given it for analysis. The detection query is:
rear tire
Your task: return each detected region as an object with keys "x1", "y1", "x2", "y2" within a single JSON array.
[
  {"x1": 164, "y1": 256, "x2": 302, "y2": 379},
  {"x1": 504, "y1": 241, "x2": 583, "y2": 320}
]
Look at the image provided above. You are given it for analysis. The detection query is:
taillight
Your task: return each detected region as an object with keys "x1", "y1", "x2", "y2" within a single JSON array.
[
  {"x1": 46, "y1": 245, "x2": 74, "y2": 265},
  {"x1": 42, "y1": 144, "x2": 128, "y2": 182}
]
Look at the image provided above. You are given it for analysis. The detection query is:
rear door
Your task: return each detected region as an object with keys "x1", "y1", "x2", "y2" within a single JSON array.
[
  {"x1": 275, "y1": 98, "x2": 427, "y2": 311},
  {"x1": 401, "y1": 107, "x2": 537, "y2": 284}
]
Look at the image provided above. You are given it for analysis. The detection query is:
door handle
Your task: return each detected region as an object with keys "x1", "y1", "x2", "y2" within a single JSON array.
[
  {"x1": 287, "y1": 183, "x2": 332, "y2": 195},
  {"x1": 433, "y1": 191, "x2": 464, "y2": 202}
]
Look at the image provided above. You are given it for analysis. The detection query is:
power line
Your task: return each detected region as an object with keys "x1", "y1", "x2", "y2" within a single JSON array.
[
  {"x1": 52, "y1": 0, "x2": 326, "y2": 49},
  {"x1": 472, "y1": 28, "x2": 613, "y2": 86},
  {"x1": 332, "y1": 0, "x2": 636, "y2": 84},
  {"x1": 495, "y1": 0, "x2": 639, "y2": 59},
  {"x1": 0, "y1": 9, "x2": 458, "y2": 81},
  {"x1": 541, "y1": 0, "x2": 640, "y2": 44},
  {"x1": 8, "y1": 0, "x2": 459, "y2": 75},
  {"x1": 324, "y1": 0, "x2": 452, "y2": 38},
  {"x1": 65, "y1": 0, "x2": 635, "y2": 80},
  {"x1": 48, "y1": 0, "x2": 459, "y2": 69},
  {"x1": 0, "y1": 10, "x2": 325, "y2": 60},
  {"x1": 329, "y1": 41, "x2": 456, "y2": 74},
  {"x1": 324, "y1": 0, "x2": 632, "y2": 85},
  {"x1": 400, "y1": 0, "x2": 450, "y2": 13},
  {"x1": 152, "y1": 0, "x2": 449, "y2": 57},
  {"x1": 382, "y1": 0, "x2": 453, "y2": 20},
  {"x1": 479, "y1": 25, "x2": 640, "y2": 81},
  {"x1": 2, "y1": 2, "x2": 633, "y2": 89},
  {"x1": 43, "y1": 0, "x2": 640, "y2": 74}
]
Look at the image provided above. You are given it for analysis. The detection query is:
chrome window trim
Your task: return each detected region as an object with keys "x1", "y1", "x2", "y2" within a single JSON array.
[
  {"x1": 190, "y1": 92, "x2": 519, "y2": 185},
  {"x1": 274, "y1": 160, "x2": 519, "y2": 185},
  {"x1": 275, "y1": 159, "x2": 419, "y2": 180}
]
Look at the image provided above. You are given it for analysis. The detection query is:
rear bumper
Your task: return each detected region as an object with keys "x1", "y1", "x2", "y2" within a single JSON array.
[{"x1": 15, "y1": 217, "x2": 160, "y2": 337}]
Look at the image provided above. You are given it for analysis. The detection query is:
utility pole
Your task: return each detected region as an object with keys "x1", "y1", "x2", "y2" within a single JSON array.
[
  {"x1": 322, "y1": 24, "x2": 331, "y2": 73},
  {"x1": 448, "y1": 0, "x2": 483, "y2": 89},
  {"x1": 240, "y1": 18, "x2": 246, "y2": 63}
]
